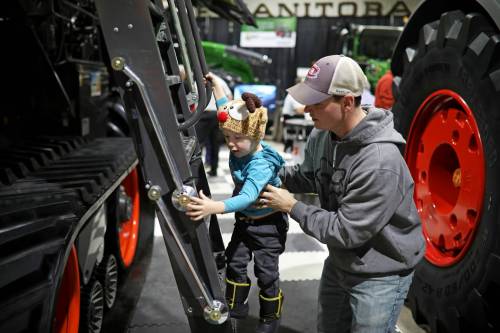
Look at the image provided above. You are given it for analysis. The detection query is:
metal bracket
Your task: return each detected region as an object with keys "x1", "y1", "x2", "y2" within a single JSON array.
[
  {"x1": 171, "y1": 185, "x2": 196, "y2": 211},
  {"x1": 204, "y1": 300, "x2": 228, "y2": 324},
  {"x1": 166, "y1": 74, "x2": 182, "y2": 86}
]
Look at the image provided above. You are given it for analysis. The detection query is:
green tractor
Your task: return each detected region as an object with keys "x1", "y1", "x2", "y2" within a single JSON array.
[
  {"x1": 202, "y1": 40, "x2": 272, "y2": 85},
  {"x1": 332, "y1": 24, "x2": 403, "y2": 92},
  {"x1": 202, "y1": 41, "x2": 278, "y2": 120}
]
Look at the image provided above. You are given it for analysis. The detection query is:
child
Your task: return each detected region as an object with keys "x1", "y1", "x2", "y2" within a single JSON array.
[{"x1": 186, "y1": 74, "x2": 287, "y2": 333}]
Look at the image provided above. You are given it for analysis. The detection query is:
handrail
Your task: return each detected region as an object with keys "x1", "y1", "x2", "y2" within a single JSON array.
[
  {"x1": 184, "y1": 0, "x2": 212, "y2": 105},
  {"x1": 172, "y1": 0, "x2": 209, "y2": 131},
  {"x1": 148, "y1": 2, "x2": 163, "y2": 19},
  {"x1": 165, "y1": 0, "x2": 196, "y2": 94}
]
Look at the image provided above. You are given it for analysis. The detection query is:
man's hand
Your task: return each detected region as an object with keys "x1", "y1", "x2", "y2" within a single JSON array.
[
  {"x1": 186, "y1": 190, "x2": 225, "y2": 221},
  {"x1": 259, "y1": 185, "x2": 297, "y2": 213}
]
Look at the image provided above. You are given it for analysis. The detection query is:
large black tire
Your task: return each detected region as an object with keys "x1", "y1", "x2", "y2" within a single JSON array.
[{"x1": 392, "y1": 10, "x2": 500, "y2": 333}]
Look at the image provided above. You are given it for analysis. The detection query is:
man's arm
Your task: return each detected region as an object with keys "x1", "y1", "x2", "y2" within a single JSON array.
[
  {"x1": 290, "y1": 168, "x2": 403, "y2": 249},
  {"x1": 279, "y1": 139, "x2": 317, "y2": 193}
]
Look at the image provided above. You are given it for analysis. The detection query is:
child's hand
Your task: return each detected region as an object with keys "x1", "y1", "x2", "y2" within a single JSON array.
[
  {"x1": 204, "y1": 72, "x2": 217, "y2": 86},
  {"x1": 186, "y1": 190, "x2": 225, "y2": 221},
  {"x1": 204, "y1": 73, "x2": 226, "y2": 101}
]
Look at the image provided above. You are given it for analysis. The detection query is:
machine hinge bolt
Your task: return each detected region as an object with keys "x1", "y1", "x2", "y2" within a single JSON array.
[
  {"x1": 203, "y1": 300, "x2": 228, "y2": 324},
  {"x1": 209, "y1": 309, "x2": 221, "y2": 321},
  {"x1": 148, "y1": 185, "x2": 162, "y2": 201},
  {"x1": 171, "y1": 185, "x2": 196, "y2": 212},
  {"x1": 111, "y1": 57, "x2": 125, "y2": 71}
]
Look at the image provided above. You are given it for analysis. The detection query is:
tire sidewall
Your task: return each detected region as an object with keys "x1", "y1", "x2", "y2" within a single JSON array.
[{"x1": 393, "y1": 45, "x2": 500, "y2": 312}]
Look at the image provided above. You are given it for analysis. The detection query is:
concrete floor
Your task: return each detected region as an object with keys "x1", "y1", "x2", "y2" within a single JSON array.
[{"x1": 103, "y1": 228, "x2": 425, "y2": 333}]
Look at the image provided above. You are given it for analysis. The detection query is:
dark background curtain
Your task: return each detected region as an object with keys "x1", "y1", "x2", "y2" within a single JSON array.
[{"x1": 197, "y1": 16, "x2": 404, "y2": 100}]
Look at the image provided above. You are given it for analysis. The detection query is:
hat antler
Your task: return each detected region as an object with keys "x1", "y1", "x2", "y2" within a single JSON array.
[{"x1": 241, "y1": 92, "x2": 262, "y2": 113}]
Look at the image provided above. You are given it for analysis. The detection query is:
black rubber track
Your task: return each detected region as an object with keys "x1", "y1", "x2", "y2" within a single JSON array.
[
  {"x1": 0, "y1": 137, "x2": 139, "y2": 333},
  {"x1": 392, "y1": 10, "x2": 500, "y2": 333}
]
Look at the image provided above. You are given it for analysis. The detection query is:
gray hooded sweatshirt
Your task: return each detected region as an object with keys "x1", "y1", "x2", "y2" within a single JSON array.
[{"x1": 280, "y1": 107, "x2": 425, "y2": 275}]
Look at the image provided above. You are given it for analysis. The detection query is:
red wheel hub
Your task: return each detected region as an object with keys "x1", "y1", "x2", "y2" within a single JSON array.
[
  {"x1": 405, "y1": 90, "x2": 485, "y2": 267},
  {"x1": 119, "y1": 168, "x2": 140, "y2": 267},
  {"x1": 54, "y1": 246, "x2": 80, "y2": 333}
]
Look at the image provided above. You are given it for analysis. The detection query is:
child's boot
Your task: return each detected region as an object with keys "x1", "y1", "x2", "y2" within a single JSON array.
[
  {"x1": 225, "y1": 278, "x2": 251, "y2": 319},
  {"x1": 256, "y1": 289, "x2": 283, "y2": 333}
]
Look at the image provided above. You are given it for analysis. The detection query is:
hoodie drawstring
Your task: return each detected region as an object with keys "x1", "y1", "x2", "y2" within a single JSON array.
[{"x1": 332, "y1": 144, "x2": 338, "y2": 169}]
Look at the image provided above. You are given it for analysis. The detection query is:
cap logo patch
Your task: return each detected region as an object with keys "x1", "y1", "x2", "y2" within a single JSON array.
[
  {"x1": 332, "y1": 88, "x2": 352, "y2": 95},
  {"x1": 307, "y1": 64, "x2": 320, "y2": 79}
]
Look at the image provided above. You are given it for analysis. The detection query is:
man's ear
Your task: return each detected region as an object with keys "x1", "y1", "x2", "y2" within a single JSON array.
[{"x1": 343, "y1": 95, "x2": 355, "y2": 110}]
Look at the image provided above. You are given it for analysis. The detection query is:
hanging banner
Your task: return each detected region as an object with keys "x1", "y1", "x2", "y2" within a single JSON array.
[
  {"x1": 240, "y1": 17, "x2": 297, "y2": 48},
  {"x1": 199, "y1": 0, "x2": 419, "y2": 18}
]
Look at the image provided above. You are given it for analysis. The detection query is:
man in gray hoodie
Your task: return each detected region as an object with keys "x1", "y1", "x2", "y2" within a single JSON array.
[{"x1": 260, "y1": 55, "x2": 425, "y2": 333}]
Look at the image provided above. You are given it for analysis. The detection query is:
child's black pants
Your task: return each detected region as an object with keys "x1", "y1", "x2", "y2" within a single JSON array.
[{"x1": 225, "y1": 211, "x2": 288, "y2": 297}]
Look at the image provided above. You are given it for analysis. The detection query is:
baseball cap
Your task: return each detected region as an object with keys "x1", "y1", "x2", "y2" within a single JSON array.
[{"x1": 287, "y1": 55, "x2": 370, "y2": 105}]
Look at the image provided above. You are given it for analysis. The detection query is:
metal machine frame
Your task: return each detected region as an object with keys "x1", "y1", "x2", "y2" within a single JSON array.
[{"x1": 95, "y1": 0, "x2": 233, "y2": 331}]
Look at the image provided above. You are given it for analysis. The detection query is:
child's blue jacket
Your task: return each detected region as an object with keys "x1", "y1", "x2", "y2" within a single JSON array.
[{"x1": 223, "y1": 141, "x2": 285, "y2": 217}]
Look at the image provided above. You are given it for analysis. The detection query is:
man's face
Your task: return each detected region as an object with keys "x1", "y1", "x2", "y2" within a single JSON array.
[{"x1": 304, "y1": 96, "x2": 344, "y2": 131}]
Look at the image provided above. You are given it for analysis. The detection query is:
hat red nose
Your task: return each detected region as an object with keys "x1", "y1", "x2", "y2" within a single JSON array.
[{"x1": 217, "y1": 111, "x2": 229, "y2": 122}]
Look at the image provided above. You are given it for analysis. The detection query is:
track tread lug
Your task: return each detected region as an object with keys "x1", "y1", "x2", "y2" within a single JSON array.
[
  {"x1": 418, "y1": 21, "x2": 439, "y2": 55},
  {"x1": 436, "y1": 10, "x2": 465, "y2": 48},
  {"x1": 403, "y1": 47, "x2": 418, "y2": 68},
  {"x1": 466, "y1": 33, "x2": 500, "y2": 77}
]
